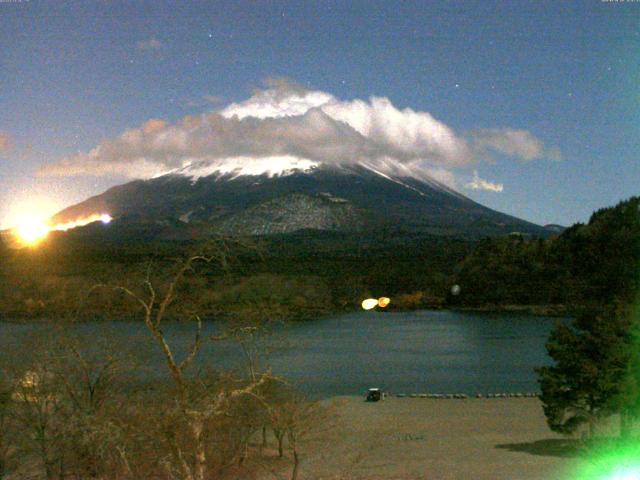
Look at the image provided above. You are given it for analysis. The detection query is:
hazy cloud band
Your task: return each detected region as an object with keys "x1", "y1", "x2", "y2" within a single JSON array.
[{"x1": 39, "y1": 79, "x2": 561, "y2": 191}]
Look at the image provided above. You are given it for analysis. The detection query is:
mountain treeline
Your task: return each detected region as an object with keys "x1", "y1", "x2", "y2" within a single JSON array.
[
  {"x1": 0, "y1": 227, "x2": 474, "y2": 319},
  {"x1": 449, "y1": 196, "x2": 640, "y2": 311},
  {"x1": 1, "y1": 196, "x2": 639, "y2": 319}
]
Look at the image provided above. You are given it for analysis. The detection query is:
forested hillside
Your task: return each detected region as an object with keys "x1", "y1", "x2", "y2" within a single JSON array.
[
  {"x1": 1, "y1": 196, "x2": 638, "y2": 319},
  {"x1": 450, "y1": 196, "x2": 640, "y2": 310},
  {"x1": 0, "y1": 228, "x2": 474, "y2": 319}
]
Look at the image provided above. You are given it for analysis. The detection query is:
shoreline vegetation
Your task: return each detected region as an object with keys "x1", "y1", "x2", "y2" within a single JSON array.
[
  {"x1": 0, "y1": 303, "x2": 574, "y2": 323},
  {"x1": 451, "y1": 304, "x2": 572, "y2": 317},
  {"x1": 3, "y1": 196, "x2": 638, "y2": 321}
]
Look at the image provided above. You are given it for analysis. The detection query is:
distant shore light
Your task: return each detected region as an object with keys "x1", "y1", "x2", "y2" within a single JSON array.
[
  {"x1": 100, "y1": 214, "x2": 112, "y2": 224},
  {"x1": 361, "y1": 298, "x2": 378, "y2": 310}
]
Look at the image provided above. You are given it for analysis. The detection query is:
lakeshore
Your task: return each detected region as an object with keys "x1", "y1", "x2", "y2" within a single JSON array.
[{"x1": 286, "y1": 396, "x2": 579, "y2": 480}]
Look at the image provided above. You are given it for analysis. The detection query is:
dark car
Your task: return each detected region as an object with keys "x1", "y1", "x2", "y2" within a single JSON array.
[{"x1": 366, "y1": 388, "x2": 384, "y2": 402}]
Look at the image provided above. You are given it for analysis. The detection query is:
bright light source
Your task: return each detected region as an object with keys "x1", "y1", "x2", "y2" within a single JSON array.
[
  {"x1": 570, "y1": 442, "x2": 640, "y2": 480},
  {"x1": 361, "y1": 298, "x2": 378, "y2": 310},
  {"x1": 607, "y1": 467, "x2": 640, "y2": 480},
  {"x1": 13, "y1": 214, "x2": 50, "y2": 246},
  {"x1": 53, "y1": 213, "x2": 112, "y2": 232},
  {"x1": 8, "y1": 210, "x2": 113, "y2": 248},
  {"x1": 378, "y1": 297, "x2": 391, "y2": 307}
]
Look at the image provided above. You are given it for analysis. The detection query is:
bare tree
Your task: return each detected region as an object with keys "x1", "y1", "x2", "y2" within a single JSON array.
[
  {"x1": 255, "y1": 380, "x2": 330, "y2": 480},
  {"x1": 222, "y1": 308, "x2": 288, "y2": 454},
  {"x1": 0, "y1": 326, "x2": 133, "y2": 480},
  {"x1": 1, "y1": 239, "x2": 324, "y2": 480},
  {"x1": 9, "y1": 362, "x2": 65, "y2": 480},
  {"x1": 53, "y1": 332, "x2": 132, "y2": 480},
  {"x1": 284, "y1": 397, "x2": 328, "y2": 480},
  {"x1": 93, "y1": 242, "x2": 275, "y2": 480}
]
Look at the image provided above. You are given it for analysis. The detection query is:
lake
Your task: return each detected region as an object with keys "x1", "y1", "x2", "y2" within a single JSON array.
[{"x1": 0, "y1": 310, "x2": 564, "y2": 398}]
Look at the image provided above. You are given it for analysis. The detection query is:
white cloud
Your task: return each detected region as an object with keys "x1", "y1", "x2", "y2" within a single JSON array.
[
  {"x1": 39, "y1": 80, "x2": 559, "y2": 189},
  {"x1": 470, "y1": 128, "x2": 560, "y2": 162},
  {"x1": 464, "y1": 171, "x2": 504, "y2": 192},
  {"x1": 222, "y1": 80, "x2": 334, "y2": 120},
  {"x1": 136, "y1": 38, "x2": 162, "y2": 51}
]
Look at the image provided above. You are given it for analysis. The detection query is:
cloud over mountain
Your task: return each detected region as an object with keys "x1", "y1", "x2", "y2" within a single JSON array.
[
  {"x1": 471, "y1": 128, "x2": 562, "y2": 162},
  {"x1": 465, "y1": 170, "x2": 504, "y2": 192},
  {"x1": 39, "y1": 79, "x2": 560, "y2": 189}
]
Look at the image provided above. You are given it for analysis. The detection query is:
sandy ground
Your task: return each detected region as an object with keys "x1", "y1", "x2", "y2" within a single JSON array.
[{"x1": 284, "y1": 396, "x2": 581, "y2": 480}]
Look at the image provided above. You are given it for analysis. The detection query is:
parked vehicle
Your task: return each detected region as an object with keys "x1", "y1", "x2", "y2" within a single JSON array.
[{"x1": 366, "y1": 388, "x2": 385, "y2": 402}]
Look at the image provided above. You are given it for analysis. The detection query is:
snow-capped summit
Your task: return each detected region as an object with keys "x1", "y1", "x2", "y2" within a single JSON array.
[
  {"x1": 163, "y1": 156, "x2": 320, "y2": 182},
  {"x1": 51, "y1": 161, "x2": 550, "y2": 238}
]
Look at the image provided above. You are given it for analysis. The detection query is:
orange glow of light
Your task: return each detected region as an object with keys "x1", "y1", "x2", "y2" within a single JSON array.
[
  {"x1": 10, "y1": 213, "x2": 112, "y2": 248},
  {"x1": 51, "y1": 213, "x2": 112, "y2": 232},
  {"x1": 13, "y1": 214, "x2": 50, "y2": 246},
  {"x1": 378, "y1": 297, "x2": 391, "y2": 308},
  {"x1": 361, "y1": 297, "x2": 391, "y2": 311}
]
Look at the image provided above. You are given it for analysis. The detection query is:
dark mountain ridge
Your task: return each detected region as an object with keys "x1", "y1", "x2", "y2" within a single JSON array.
[{"x1": 52, "y1": 163, "x2": 551, "y2": 239}]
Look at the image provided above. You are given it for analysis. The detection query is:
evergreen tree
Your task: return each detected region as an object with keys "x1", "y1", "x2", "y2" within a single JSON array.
[
  {"x1": 615, "y1": 302, "x2": 640, "y2": 438},
  {"x1": 536, "y1": 306, "x2": 631, "y2": 438}
]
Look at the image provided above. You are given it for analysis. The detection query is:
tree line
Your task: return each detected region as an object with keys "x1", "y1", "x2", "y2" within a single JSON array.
[
  {"x1": 535, "y1": 196, "x2": 640, "y2": 440},
  {"x1": 0, "y1": 229, "x2": 474, "y2": 319},
  {"x1": 449, "y1": 197, "x2": 640, "y2": 311}
]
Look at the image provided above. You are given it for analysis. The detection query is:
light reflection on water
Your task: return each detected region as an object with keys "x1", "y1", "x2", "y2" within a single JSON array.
[{"x1": 0, "y1": 310, "x2": 565, "y2": 398}]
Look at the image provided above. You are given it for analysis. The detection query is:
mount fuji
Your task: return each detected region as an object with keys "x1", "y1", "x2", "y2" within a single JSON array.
[{"x1": 51, "y1": 160, "x2": 550, "y2": 239}]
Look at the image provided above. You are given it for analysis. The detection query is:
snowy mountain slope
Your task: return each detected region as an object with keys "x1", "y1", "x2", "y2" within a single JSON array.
[{"x1": 52, "y1": 162, "x2": 549, "y2": 238}]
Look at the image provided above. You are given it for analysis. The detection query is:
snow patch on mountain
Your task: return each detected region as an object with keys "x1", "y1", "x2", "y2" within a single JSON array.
[
  {"x1": 156, "y1": 153, "x2": 468, "y2": 202},
  {"x1": 358, "y1": 162, "x2": 427, "y2": 197},
  {"x1": 357, "y1": 159, "x2": 467, "y2": 200},
  {"x1": 159, "y1": 156, "x2": 319, "y2": 181}
]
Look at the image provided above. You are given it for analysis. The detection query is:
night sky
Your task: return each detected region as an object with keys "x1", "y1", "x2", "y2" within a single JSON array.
[{"x1": 1, "y1": 0, "x2": 638, "y2": 228}]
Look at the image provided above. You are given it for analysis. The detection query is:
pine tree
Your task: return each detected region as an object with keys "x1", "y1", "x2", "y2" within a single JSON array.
[
  {"x1": 536, "y1": 306, "x2": 631, "y2": 438},
  {"x1": 615, "y1": 303, "x2": 640, "y2": 438}
]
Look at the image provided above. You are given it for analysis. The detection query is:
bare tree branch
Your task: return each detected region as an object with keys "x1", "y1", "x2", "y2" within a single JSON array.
[
  {"x1": 178, "y1": 316, "x2": 203, "y2": 372},
  {"x1": 154, "y1": 255, "x2": 212, "y2": 328},
  {"x1": 112, "y1": 286, "x2": 152, "y2": 318}
]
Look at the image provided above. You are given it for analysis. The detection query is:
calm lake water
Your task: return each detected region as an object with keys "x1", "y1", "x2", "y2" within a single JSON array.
[{"x1": 0, "y1": 310, "x2": 564, "y2": 398}]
